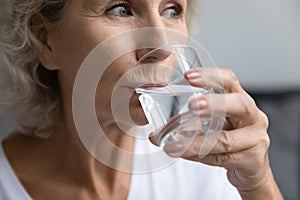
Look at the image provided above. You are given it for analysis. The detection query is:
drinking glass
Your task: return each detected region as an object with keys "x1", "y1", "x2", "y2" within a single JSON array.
[{"x1": 134, "y1": 45, "x2": 225, "y2": 149}]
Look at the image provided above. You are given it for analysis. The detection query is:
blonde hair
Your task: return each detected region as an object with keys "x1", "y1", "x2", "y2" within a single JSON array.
[
  {"x1": 0, "y1": 0, "x2": 200, "y2": 138},
  {"x1": 0, "y1": 0, "x2": 67, "y2": 138}
]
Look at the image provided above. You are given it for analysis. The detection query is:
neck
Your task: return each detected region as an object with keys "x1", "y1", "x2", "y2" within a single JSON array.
[
  {"x1": 49, "y1": 121, "x2": 135, "y2": 187},
  {"x1": 4, "y1": 121, "x2": 136, "y2": 197}
]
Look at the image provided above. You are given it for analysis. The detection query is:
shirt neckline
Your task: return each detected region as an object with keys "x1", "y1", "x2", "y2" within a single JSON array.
[
  {"x1": 0, "y1": 127, "x2": 151, "y2": 200},
  {"x1": 0, "y1": 138, "x2": 32, "y2": 200}
]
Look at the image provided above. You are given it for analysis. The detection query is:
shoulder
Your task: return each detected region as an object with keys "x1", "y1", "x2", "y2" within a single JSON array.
[
  {"x1": 0, "y1": 133, "x2": 37, "y2": 185},
  {"x1": 0, "y1": 134, "x2": 31, "y2": 200}
]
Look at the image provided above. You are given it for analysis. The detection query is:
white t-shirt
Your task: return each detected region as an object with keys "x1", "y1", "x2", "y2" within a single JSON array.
[{"x1": 0, "y1": 128, "x2": 241, "y2": 200}]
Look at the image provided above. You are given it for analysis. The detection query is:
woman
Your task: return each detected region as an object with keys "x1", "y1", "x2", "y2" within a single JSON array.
[{"x1": 0, "y1": 0, "x2": 283, "y2": 199}]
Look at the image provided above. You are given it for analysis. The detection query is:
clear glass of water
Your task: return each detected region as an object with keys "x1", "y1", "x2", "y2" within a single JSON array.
[{"x1": 134, "y1": 45, "x2": 225, "y2": 148}]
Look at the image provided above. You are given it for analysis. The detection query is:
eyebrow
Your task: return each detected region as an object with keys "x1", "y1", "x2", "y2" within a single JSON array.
[
  {"x1": 82, "y1": 0, "x2": 132, "y2": 15},
  {"x1": 83, "y1": 0, "x2": 105, "y2": 6},
  {"x1": 82, "y1": 0, "x2": 108, "y2": 13},
  {"x1": 82, "y1": 0, "x2": 129, "y2": 8}
]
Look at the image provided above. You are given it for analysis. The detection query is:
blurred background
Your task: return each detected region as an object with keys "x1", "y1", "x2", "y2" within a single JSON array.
[
  {"x1": 0, "y1": 0, "x2": 299, "y2": 199},
  {"x1": 196, "y1": 0, "x2": 300, "y2": 199}
]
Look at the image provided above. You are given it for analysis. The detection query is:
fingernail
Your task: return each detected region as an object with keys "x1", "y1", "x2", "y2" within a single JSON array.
[
  {"x1": 164, "y1": 141, "x2": 185, "y2": 157},
  {"x1": 185, "y1": 71, "x2": 201, "y2": 79}
]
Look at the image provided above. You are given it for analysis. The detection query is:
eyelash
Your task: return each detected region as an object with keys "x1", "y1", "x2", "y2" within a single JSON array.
[
  {"x1": 105, "y1": 2, "x2": 132, "y2": 17},
  {"x1": 105, "y1": 1, "x2": 184, "y2": 19},
  {"x1": 163, "y1": 4, "x2": 183, "y2": 20}
]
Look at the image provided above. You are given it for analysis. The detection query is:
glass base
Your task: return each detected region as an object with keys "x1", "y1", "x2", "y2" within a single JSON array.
[{"x1": 156, "y1": 112, "x2": 225, "y2": 147}]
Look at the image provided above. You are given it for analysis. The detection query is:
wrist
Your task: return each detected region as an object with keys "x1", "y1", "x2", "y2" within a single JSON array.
[{"x1": 237, "y1": 167, "x2": 283, "y2": 200}]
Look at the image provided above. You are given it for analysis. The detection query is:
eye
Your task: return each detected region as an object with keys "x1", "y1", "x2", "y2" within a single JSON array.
[
  {"x1": 162, "y1": 4, "x2": 183, "y2": 20},
  {"x1": 106, "y1": 2, "x2": 133, "y2": 17}
]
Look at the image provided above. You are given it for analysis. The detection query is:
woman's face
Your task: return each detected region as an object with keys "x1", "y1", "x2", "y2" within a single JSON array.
[{"x1": 45, "y1": 0, "x2": 189, "y2": 128}]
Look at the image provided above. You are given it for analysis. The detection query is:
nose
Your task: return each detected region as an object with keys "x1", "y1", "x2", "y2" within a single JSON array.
[
  {"x1": 135, "y1": 10, "x2": 172, "y2": 63},
  {"x1": 136, "y1": 47, "x2": 172, "y2": 64},
  {"x1": 135, "y1": 28, "x2": 172, "y2": 63}
]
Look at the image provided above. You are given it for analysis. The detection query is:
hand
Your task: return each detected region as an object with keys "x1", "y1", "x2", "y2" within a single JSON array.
[{"x1": 159, "y1": 68, "x2": 283, "y2": 199}]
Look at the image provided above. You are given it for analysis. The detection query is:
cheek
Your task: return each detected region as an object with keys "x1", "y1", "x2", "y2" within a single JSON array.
[
  {"x1": 51, "y1": 35, "x2": 104, "y2": 81},
  {"x1": 50, "y1": 19, "x2": 124, "y2": 85},
  {"x1": 95, "y1": 79, "x2": 148, "y2": 126},
  {"x1": 95, "y1": 57, "x2": 148, "y2": 125},
  {"x1": 94, "y1": 58, "x2": 131, "y2": 115},
  {"x1": 170, "y1": 21, "x2": 188, "y2": 37}
]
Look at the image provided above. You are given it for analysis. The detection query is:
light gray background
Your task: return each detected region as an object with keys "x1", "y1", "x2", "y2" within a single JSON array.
[{"x1": 196, "y1": 0, "x2": 300, "y2": 91}]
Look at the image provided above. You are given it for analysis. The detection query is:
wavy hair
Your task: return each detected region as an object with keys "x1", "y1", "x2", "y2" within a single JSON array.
[{"x1": 0, "y1": 0, "x2": 200, "y2": 138}]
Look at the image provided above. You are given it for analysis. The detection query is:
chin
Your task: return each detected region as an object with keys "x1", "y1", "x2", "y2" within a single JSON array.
[
  {"x1": 129, "y1": 104, "x2": 148, "y2": 126},
  {"x1": 126, "y1": 92, "x2": 147, "y2": 125}
]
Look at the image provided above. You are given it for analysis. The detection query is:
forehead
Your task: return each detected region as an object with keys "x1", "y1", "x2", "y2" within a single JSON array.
[{"x1": 81, "y1": 0, "x2": 189, "y2": 7}]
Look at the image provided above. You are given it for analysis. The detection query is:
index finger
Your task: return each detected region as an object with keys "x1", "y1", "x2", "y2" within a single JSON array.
[{"x1": 185, "y1": 67, "x2": 245, "y2": 93}]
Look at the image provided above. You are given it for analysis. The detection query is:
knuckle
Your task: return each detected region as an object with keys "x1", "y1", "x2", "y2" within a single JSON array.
[
  {"x1": 239, "y1": 94, "x2": 270, "y2": 128},
  {"x1": 190, "y1": 143, "x2": 199, "y2": 156},
  {"x1": 260, "y1": 132, "x2": 270, "y2": 149},
  {"x1": 223, "y1": 68, "x2": 240, "y2": 87},
  {"x1": 251, "y1": 133, "x2": 270, "y2": 166},
  {"x1": 218, "y1": 130, "x2": 234, "y2": 152},
  {"x1": 239, "y1": 94, "x2": 256, "y2": 116},
  {"x1": 189, "y1": 137, "x2": 202, "y2": 155},
  {"x1": 251, "y1": 148, "x2": 268, "y2": 167},
  {"x1": 213, "y1": 153, "x2": 235, "y2": 167},
  {"x1": 258, "y1": 110, "x2": 269, "y2": 129},
  {"x1": 213, "y1": 154, "x2": 226, "y2": 165}
]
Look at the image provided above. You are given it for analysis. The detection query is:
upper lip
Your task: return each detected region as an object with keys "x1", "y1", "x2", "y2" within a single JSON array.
[{"x1": 123, "y1": 82, "x2": 168, "y2": 90}]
